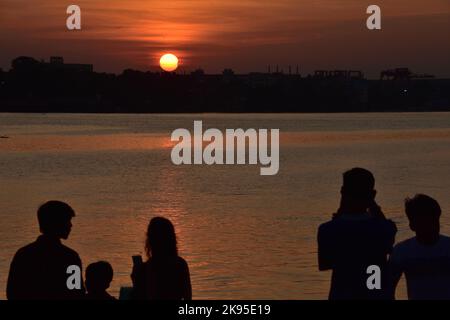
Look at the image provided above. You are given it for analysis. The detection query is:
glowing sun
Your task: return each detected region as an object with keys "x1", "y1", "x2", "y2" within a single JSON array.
[{"x1": 159, "y1": 53, "x2": 179, "y2": 72}]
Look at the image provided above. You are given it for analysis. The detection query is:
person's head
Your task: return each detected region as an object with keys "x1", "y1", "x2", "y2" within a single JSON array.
[
  {"x1": 405, "y1": 194, "x2": 441, "y2": 238},
  {"x1": 145, "y1": 217, "x2": 178, "y2": 259},
  {"x1": 85, "y1": 261, "x2": 114, "y2": 293},
  {"x1": 340, "y1": 168, "x2": 376, "y2": 212},
  {"x1": 37, "y1": 201, "x2": 75, "y2": 239}
]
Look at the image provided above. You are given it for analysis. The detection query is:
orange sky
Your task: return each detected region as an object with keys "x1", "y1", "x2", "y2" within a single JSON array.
[{"x1": 0, "y1": 0, "x2": 449, "y2": 77}]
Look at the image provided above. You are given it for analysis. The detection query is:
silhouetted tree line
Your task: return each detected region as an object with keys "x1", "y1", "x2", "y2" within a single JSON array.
[{"x1": 0, "y1": 57, "x2": 448, "y2": 113}]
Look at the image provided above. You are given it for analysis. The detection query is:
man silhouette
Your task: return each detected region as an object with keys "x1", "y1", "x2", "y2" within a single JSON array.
[
  {"x1": 317, "y1": 168, "x2": 397, "y2": 299},
  {"x1": 389, "y1": 194, "x2": 450, "y2": 299},
  {"x1": 7, "y1": 201, "x2": 85, "y2": 299}
]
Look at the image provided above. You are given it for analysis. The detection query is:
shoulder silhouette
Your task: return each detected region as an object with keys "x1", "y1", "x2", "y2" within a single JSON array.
[
  {"x1": 317, "y1": 168, "x2": 397, "y2": 300},
  {"x1": 85, "y1": 261, "x2": 116, "y2": 300},
  {"x1": 389, "y1": 194, "x2": 450, "y2": 300},
  {"x1": 131, "y1": 217, "x2": 192, "y2": 300},
  {"x1": 7, "y1": 201, "x2": 85, "y2": 300}
]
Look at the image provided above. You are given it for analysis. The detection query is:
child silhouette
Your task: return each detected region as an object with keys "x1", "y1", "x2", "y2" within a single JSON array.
[{"x1": 85, "y1": 261, "x2": 116, "y2": 300}]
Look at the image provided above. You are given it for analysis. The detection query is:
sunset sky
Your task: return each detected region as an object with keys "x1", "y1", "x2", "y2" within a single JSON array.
[{"x1": 0, "y1": 0, "x2": 449, "y2": 77}]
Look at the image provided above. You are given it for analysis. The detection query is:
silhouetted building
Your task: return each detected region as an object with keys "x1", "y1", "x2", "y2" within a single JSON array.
[
  {"x1": 380, "y1": 68, "x2": 434, "y2": 81},
  {"x1": 314, "y1": 70, "x2": 364, "y2": 80},
  {"x1": 1, "y1": 56, "x2": 449, "y2": 113},
  {"x1": 191, "y1": 68, "x2": 205, "y2": 76},
  {"x1": 11, "y1": 56, "x2": 40, "y2": 72},
  {"x1": 46, "y1": 56, "x2": 93, "y2": 73},
  {"x1": 11, "y1": 56, "x2": 93, "y2": 73}
]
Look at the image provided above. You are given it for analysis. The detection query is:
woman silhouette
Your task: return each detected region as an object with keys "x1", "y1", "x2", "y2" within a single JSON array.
[{"x1": 131, "y1": 217, "x2": 192, "y2": 300}]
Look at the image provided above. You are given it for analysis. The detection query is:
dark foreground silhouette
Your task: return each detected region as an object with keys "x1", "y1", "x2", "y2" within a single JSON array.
[
  {"x1": 131, "y1": 217, "x2": 192, "y2": 300},
  {"x1": 389, "y1": 194, "x2": 450, "y2": 299},
  {"x1": 7, "y1": 201, "x2": 85, "y2": 299},
  {"x1": 5, "y1": 191, "x2": 448, "y2": 300},
  {"x1": 85, "y1": 261, "x2": 116, "y2": 300},
  {"x1": 318, "y1": 168, "x2": 397, "y2": 300}
]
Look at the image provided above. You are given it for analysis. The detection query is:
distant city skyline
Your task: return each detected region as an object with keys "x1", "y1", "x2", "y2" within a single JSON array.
[
  {"x1": 3, "y1": 55, "x2": 442, "y2": 82},
  {"x1": 1, "y1": 0, "x2": 449, "y2": 78}
]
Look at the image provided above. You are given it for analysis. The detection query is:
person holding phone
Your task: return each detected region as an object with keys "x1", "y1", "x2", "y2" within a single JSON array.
[
  {"x1": 131, "y1": 217, "x2": 192, "y2": 300},
  {"x1": 318, "y1": 168, "x2": 397, "y2": 300}
]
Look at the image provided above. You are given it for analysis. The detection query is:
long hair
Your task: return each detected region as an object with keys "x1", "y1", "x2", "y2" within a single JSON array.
[{"x1": 145, "y1": 217, "x2": 178, "y2": 259}]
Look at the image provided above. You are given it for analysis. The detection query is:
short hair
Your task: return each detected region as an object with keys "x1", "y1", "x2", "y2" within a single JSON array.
[
  {"x1": 342, "y1": 168, "x2": 375, "y2": 197},
  {"x1": 37, "y1": 201, "x2": 75, "y2": 234},
  {"x1": 405, "y1": 194, "x2": 441, "y2": 220},
  {"x1": 86, "y1": 261, "x2": 114, "y2": 289}
]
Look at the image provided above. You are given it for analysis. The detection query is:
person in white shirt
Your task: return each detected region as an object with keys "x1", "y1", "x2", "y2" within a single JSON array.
[{"x1": 390, "y1": 194, "x2": 450, "y2": 300}]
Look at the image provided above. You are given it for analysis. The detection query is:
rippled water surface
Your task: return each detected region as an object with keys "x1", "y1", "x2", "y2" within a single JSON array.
[{"x1": 1, "y1": 112, "x2": 449, "y2": 299}]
